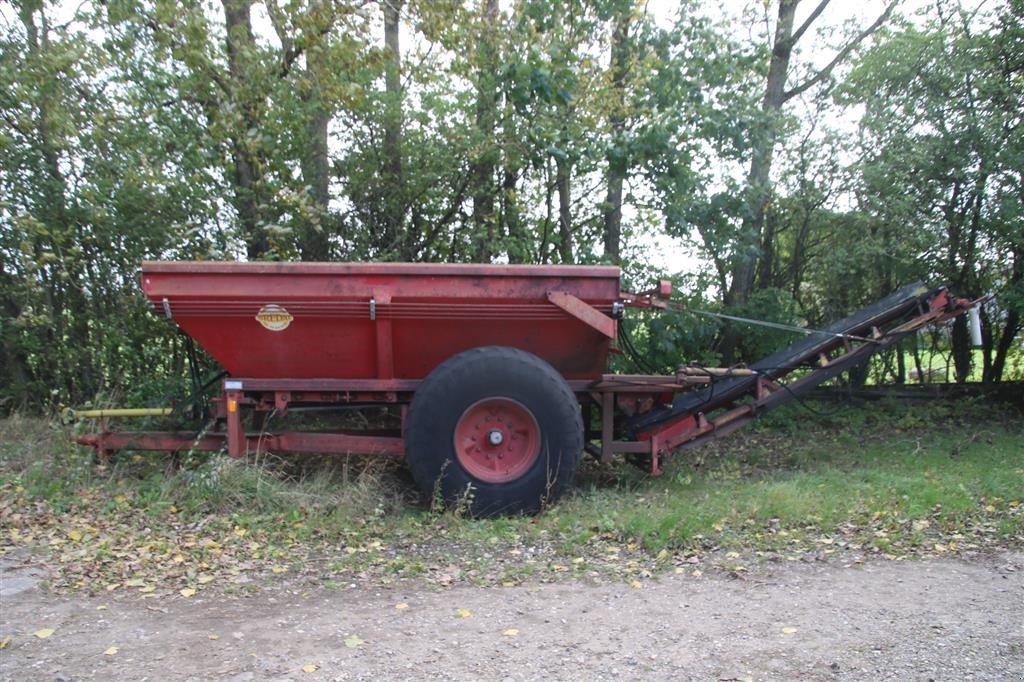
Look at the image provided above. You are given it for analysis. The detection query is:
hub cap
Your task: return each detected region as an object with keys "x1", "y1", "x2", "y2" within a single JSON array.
[{"x1": 453, "y1": 397, "x2": 541, "y2": 483}]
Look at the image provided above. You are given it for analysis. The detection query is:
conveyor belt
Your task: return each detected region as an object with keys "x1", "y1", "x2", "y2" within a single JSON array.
[{"x1": 628, "y1": 282, "x2": 939, "y2": 436}]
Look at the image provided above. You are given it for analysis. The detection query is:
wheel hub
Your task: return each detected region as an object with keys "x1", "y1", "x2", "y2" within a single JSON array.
[{"x1": 453, "y1": 397, "x2": 541, "y2": 483}]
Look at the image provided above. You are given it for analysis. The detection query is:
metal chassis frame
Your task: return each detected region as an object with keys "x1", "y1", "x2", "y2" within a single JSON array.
[{"x1": 78, "y1": 374, "x2": 712, "y2": 462}]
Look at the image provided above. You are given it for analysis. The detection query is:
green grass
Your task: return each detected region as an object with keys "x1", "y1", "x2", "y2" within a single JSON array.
[{"x1": 1, "y1": 399, "x2": 1021, "y2": 593}]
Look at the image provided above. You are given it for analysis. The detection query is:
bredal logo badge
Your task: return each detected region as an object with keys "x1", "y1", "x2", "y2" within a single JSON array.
[{"x1": 255, "y1": 304, "x2": 293, "y2": 331}]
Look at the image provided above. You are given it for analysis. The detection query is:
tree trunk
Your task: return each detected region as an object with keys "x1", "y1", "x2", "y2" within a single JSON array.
[
  {"x1": 718, "y1": 0, "x2": 800, "y2": 364},
  {"x1": 222, "y1": 0, "x2": 267, "y2": 259},
  {"x1": 502, "y1": 163, "x2": 526, "y2": 263},
  {"x1": 602, "y1": 10, "x2": 630, "y2": 265},
  {"x1": 381, "y1": 0, "x2": 405, "y2": 257},
  {"x1": 471, "y1": 0, "x2": 499, "y2": 262},
  {"x1": 726, "y1": 0, "x2": 799, "y2": 308},
  {"x1": 989, "y1": 249, "x2": 1022, "y2": 383},
  {"x1": 556, "y1": 156, "x2": 573, "y2": 263},
  {"x1": 298, "y1": 106, "x2": 331, "y2": 260}
]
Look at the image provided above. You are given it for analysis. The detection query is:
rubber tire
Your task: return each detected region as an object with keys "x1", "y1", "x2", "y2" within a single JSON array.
[{"x1": 405, "y1": 346, "x2": 583, "y2": 517}]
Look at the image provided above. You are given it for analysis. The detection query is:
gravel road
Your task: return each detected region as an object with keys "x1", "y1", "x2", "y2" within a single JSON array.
[{"x1": 2, "y1": 552, "x2": 1022, "y2": 681}]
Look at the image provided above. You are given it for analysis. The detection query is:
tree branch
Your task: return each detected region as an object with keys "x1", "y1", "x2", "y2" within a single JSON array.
[
  {"x1": 788, "y1": 0, "x2": 830, "y2": 48},
  {"x1": 783, "y1": 0, "x2": 899, "y2": 101}
]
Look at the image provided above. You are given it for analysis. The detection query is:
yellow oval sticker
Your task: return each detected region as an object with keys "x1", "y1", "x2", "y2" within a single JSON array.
[{"x1": 256, "y1": 304, "x2": 293, "y2": 331}]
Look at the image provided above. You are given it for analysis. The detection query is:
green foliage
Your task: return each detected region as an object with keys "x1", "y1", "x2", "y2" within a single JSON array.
[
  {"x1": 3, "y1": 0, "x2": 1023, "y2": 414},
  {"x1": 838, "y1": 0, "x2": 1024, "y2": 382}
]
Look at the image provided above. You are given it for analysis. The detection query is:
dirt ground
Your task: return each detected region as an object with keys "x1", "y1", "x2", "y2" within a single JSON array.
[{"x1": 1, "y1": 551, "x2": 1022, "y2": 681}]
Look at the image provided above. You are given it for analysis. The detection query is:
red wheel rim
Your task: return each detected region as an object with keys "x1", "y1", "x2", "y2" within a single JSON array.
[{"x1": 453, "y1": 397, "x2": 541, "y2": 483}]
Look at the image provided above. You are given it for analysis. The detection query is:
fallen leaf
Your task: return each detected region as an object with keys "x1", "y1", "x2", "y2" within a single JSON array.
[
  {"x1": 395, "y1": 602, "x2": 409, "y2": 610},
  {"x1": 208, "y1": 634, "x2": 219, "y2": 640},
  {"x1": 68, "y1": 529, "x2": 83, "y2": 542},
  {"x1": 630, "y1": 580, "x2": 643, "y2": 589},
  {"x1": 196, "y1": 574, "x2": 215, "y2": 584},
  {"x1": 344, "y1": 635, "x2": 365, "y2": 648},
  {"x1": 502, "y1": 628, "x2": 519, "y2": 637},
  {"x1": 0, "y1": 638, "x2": 9, "y2": 650},
  {"x1": 96, "y1": 605, "x2": 108, "y2": 611},
  {"x1": 456, "y1": 609, "x2": 471, "y2": 618},
  {"x1": 782, "y1": 626, "x2": 798, "y2": 635},
  {"x1": 104, "y1": 645, "x2": 118, "y2": 656},
  {"x1": 271, "y1": 566, "x2": 287, "y2": 574},
  {"x1": 138, "y1": 585, "x2": 156, "y2": 593},
  {"x1": 179, "y1": 588, "x2": 196, "y2": 598},
  {"x1": 301, "y1": 663, "x2": 319, "y2": 673},
  {"x1": 34, "y1": 628, "x2": 55, "y2": 639}
]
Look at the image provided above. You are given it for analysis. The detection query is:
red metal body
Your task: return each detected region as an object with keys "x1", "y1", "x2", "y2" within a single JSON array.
[{"x1": 142, "y1": 261, "x2": 621, "y2": 381}]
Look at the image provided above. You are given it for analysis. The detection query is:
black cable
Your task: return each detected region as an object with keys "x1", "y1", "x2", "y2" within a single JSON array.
[{"x1": 617, "y1": 317, "x2": 660, "y2": 375}]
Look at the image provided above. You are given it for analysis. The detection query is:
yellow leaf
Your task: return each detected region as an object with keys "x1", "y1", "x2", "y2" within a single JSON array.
[
  {"x1": 301, "y1": 663, "x2": 319, "y2": 673},
  {"x1": 103, "y1": 645, "x2": 118, "y2": 656},
  {"x1": 782, "y1": 626, "x2": 798, "y2": 634},
  {"x1": 344, "y1": 635, "x2": 365, "y2": 648},
  {"x1": 96, "y1": 605, "x2": 108, "y2": 611},
  {"x1": 34, "y1": 628, "x2": 55, "y2": 639},
  {"x1": 196, "y1": 574, "x2": 215, "y2": 584},
  {"x1": 208, "y1": 634, "x2": 219, "y2": 640},
  {"x1": 456, "y1": 609, "x2": 471, "y2": 618},
  {"x1": 179, "y1": 588, "x2": 196, "y2": 598},
  {"x1": 172, "y1": 554, "x2": 185, "y2": 564},
  {"x1": 629, "y1": 580, "x2": 643, "y2": 589},
  {"x1": 124, "y1": 578, "x2": 145, "y2": 588},
  {"x1": 233, "y1": 526, "x2": 247, "y2": 537},
  {"x1": 933, "y1": 543, "x2": 947, "y2": 553},
  {"x1": 68, "y1": 529, "x2": 83, "y2": 542},
  {"x1": 395, "y1": 602, "x2": 410, "y2": 610},
  {"x1": 502, "y1": 628, "x2": 519, "y2": 637},
  {"x1": 0, "y1": 638, "x2": 10, "y2": 650},
  {"x1": 725, "y1": 551, "x2": 740, "y2": 559},
  {"x1": 138, "y1": 585, "x2": 156, "y2": 593},
  {"x1": 271, "y1": 566, "x2": 287, "y2": 574}
]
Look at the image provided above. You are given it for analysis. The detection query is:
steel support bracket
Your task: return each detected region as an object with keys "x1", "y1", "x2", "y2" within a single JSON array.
[{"x1": 547, "y1": 291, "x2": 617, "y2": 339}]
